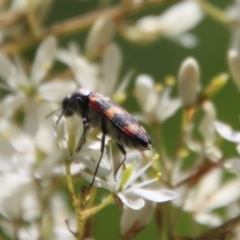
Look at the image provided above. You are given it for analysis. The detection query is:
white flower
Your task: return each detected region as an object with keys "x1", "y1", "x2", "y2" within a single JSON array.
[
  {"x1": 184, "y1": 101, "x2": 222, "y2": 162},
  {"x1": 135, "y1": 74, "x2": 181, "y2": 124},
  {"x1": 51, "y1": 111, "x2": 175, "y2": 231},
  {"x1": 81, "y1": 153, "x2": 176, "y2": 210},
  {"x1": 0, "y1": 117, "x2": 80, "y2": 239},
  {"x1": 182, "y1": 168, "x2": 240, "y2": 226},
  {"x1": 0, "y1": 171, "x2": 42, "y2": 239},
  {"x1": 121, "y1": 0, "x2": 204, "y2": 47},
  {"x1": 81, "y1": 151, "x2": 176, "y2": 238},
  {"x1": 52, "y1": 115, "x2": 110, "y2": 176},
  {"x1": 0, "y1": 118, "x2": 65, "y2": 179},
  {"x1": 0, "y1": 36, "x2": 77, "y2": 135}
]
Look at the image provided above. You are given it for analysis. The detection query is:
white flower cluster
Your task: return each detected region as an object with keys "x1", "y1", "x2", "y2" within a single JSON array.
[
  {"x1": 0, "y1": 13, "x2": 177, "y2": 239},
  {"x1": 1, "y1": 0, "x2": 240, "y2": 239}
]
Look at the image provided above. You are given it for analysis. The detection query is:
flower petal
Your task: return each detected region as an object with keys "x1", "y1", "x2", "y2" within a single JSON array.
[
  {"x1": 52, "y1": 117, "x2": 70, "y2": 161},
  {"x1": 195, "y1": 212, "x2": 222, "y2": 227},
  {"x1": 39, "y1": 80, "x2": 77, "y2": 102},
  {"x1": 184, "y1": 122, "x2": 201, "y2": 152},
  {"x1": 198, "y1": 101, "x2": 216, "y2": 146},
  {"x1": 23, "y1": 100, "x2": 40, "y2": 136},
  {"x1": 101, "y1": 43, "x2": 122, "y2": 96},
  {"x1": 200, "y1": 177, "x2": 240, "y2": 212},
  {"x1": 80, "y1": 170, "x2": 113, "y2": 191},
  {"x1": 120, "y1": 200, "x2": 154, "y2": 239},
  {"x1": 123, "y1": 0, "x2": 203, "y2": 47},
  {"x1": 0, "y1": 174, "x2": 38, "y2": 220},
  {"x1": 157, "y1": 1, "x2": 204, "y2": 37},
  {"x1": 226, "y1": 157, "x2": 240, "y2": 173},
  {"x1": 183, "y1": 168, "x2": 222, "y2": 212},
  {"x1": 0, "y1": 54, "x2": 18, "y2": 89},
  {"x1": 31, "y1": 36, "x2": 57, "y2": 85},
  {"x1": 132, "y1": 187, "x2": 177, "y2": 202},
  {"x1": 214, "y1": 121, "x2": 240, "y2": 143},
  {"x1": 157, "y1": 87, "x2": 181, "y2": 122},
  {"x1": 80, "y1": 157, "x2": 111, "y2": 177},
  {"x1": 124, "y1": 160, "x2": 153, "y2": 188},
  {"x1": 170, "y1": 33, "x2": 198, "y2": 48},
  {"x1": 0, "y1": 93, "x2": 25, "y2": 118},
  {"x1": 114, "y1": 69, "x2": 135, "y2": 102},
  {"x1": 117, "y1": 193, "x2": 145, "y2": 210},
  {"x1": 85, "y1": 16, "x2": 115, "y2": 60},
  {"x1": 57, "y1": 46, "x2": 98, "y2": 91}
]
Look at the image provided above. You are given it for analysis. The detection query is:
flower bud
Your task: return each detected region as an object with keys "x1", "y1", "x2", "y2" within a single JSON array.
[
  {"x1": 203, "y1": 73, "x2": 228, "y2": 98},
  {"x1": 121, "y1": 201, "x2": 155, "y2": 239},
  {"x1": 135, "y1": 74, "x2": 158, "y2": 113},
  {"x1": 178, "y1": 57, "x2": 200, "y2": 107},
  {"x1": 228, "y1": 49, "x2": 240, "y2": 91}
]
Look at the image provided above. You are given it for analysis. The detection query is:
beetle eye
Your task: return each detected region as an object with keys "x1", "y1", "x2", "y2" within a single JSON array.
[{"x1": 62, "y1": 96, "x2": 73, "y2": 116}]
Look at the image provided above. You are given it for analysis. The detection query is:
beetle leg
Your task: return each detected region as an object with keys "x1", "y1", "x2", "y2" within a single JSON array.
[
  {"x1": 88, "y1": 116, "x2": 107, "y2": 188},
  {"x1": 76, "y1": 117, "x2": 90, "y2": 152},
  {"x1": 114, "y1": 143, "x2": 126, "y2": 181}
]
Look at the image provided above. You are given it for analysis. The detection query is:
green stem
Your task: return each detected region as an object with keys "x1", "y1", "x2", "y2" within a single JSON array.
[
  {"x1": 81, "y1": 194, "x2": 113, "y2": 221},
  {"x1": 65, "y1": 162, "x2": 113, "y2": 238},
  {"x1": 197, "y1": 0, "x2": 229, "y2": 25},
  {"x1": 64, "y1": 161, "x2": 83, "y2": 240}
]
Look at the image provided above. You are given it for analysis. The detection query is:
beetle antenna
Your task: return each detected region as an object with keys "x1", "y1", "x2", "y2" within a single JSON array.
[{"x1": 45, "y1": 109, "x2": 61, "y2": 119}]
